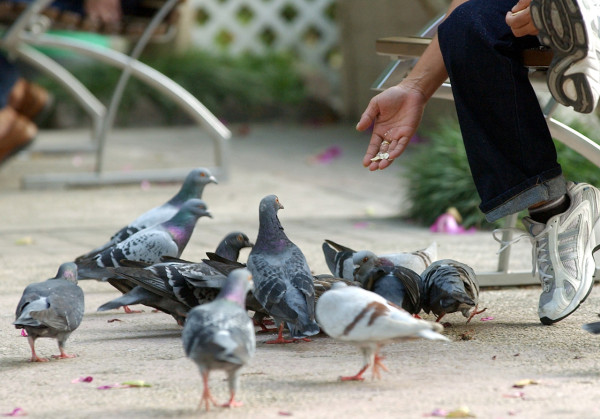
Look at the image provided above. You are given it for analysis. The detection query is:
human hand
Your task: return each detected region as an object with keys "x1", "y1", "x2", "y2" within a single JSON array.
[
  {"x1": 356, "y1": 84, "x2": 426, "y2": 171},
  {"x1": 505, "y1": 0, "x2": 538, "y2": 37},
  {"x1": 84, "y1": 0, "x2": 122, "y2": 24}
]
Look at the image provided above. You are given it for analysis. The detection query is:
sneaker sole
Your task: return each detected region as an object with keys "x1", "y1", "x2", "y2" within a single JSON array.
[{"x1": 530, "y1": 0, "x2": 596, "y2": 113}]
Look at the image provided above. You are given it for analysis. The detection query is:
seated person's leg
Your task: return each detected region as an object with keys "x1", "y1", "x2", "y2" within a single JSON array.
[{"x1": 439, "y1": 0, "x2": 600, "y2": 325}]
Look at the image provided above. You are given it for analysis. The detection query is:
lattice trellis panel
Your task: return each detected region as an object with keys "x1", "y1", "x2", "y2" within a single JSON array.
[{"x1": 189, "y1": 0, "x2": 340, "y2": 99}]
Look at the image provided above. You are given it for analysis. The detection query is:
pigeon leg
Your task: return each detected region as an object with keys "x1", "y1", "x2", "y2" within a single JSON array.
[
  {"x1": 51, "y1": 343, "x2": 77, "y2": 360},
  {"x1": 221, "y1": 393, "x2": 243, "y2": 408},
  {"x1": 435, "y1": 312, "x2": 446, "y2": 323},
  {"x1": 371, "y1": 350, "x2": 389, "y2": 380},
  {"x1": 123, "y1": 305, "x2": 143, "y2": 314},
  {"x1": 27, "y1": 336, "x2": 48, "y2": 362},
  {"x1": 254, "y1": 319, "x2": 278, "y2": 333},
  {"x1": 339, "y1": 364, "x2": 369, "y2": 381},
  {"x1": 466, "y1": 305, "x2": 487, "y2": 324},
  {"x1": 265, "y1": 324, "x2": 295, "y2": 344},
  {"x1": 198, "y1": 371, "x2": 218, "y2": 411}
]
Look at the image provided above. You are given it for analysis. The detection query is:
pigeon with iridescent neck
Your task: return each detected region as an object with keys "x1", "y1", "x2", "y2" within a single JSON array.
[
  {"x1": 353, "y1": 250, "x2": 424, "y2": 316},
  {"x1": 322, "y1": 239, "x2": 437, "y2": 280},
  {"x1": 246, "y1": 194, "x2": 320, "y2": 343},
  {"x1": 96, "y1": 231, "x2": 254, "y2": 320},
  {"x1": 75, "y1": 199, "x2": 212, "y2": 283},
  {"x1": 14, "y1": 262, "x2": 84, "y2": 362},
  {"x1": 78, "y1": 168, "x2": 217, "y2": 259},
  {"x1": 182, "y1": 268, "x2": 255, "y2": 411}
]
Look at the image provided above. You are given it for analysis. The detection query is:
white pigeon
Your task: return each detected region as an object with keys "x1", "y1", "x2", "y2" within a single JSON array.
[{"x1": 316, "y1": 282, "x2": 449, "y2": 381}]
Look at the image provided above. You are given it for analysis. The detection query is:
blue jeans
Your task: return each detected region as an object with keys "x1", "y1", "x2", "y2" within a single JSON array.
[{"x1": 438, "y1": 0, "x2": 566, "y2": 222}]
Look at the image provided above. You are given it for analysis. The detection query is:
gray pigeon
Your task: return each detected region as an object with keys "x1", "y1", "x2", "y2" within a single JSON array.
[
  {"x1": 209, "y1": 231, "x2": 253, "y2": 262},
  {"x1": 96, "y1": 231, "x2": 253, "y2": 321},
  {"x1": 352, "y1": 250, "x2": 424, "y2": 315},
  {"x1": 75, "y1": 198, "x2": 212, "y2": 280},
  {"x1": 182, "y1": 268, "x2": 256, "y2": 411},
  {"x1": 322, "y1": 239, "x2": 437, "y2": 280},
  {"x1": 421, "y1": 259, "x2": 485, "y2": 323},
  {"x1": 246, "y1": 194, "x2": 320, "y2": 344},
  {"x1": 78, "y1": 168, "x2": 217, "y2": 258},
  {"x1": 316, "y1": 282, "x2": 448, "y2": 381},
  {"x1": 13, "y1": 262, "x2": 85, "y2": 362}
]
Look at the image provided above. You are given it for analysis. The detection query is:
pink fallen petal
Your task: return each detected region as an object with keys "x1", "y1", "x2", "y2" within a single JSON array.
[
  {"x1": 97, "y1": 384, "x2": 127, "y2": 390},
  {"x1": 425, "y1": 408, "x2": 449, "y2": 417},
  {"x1": 310, "y1": 145, "x2": 343, "y2": 164},
  {"x1": 2, "y1": 408, "x2": 26, "y2": 417},
  {"x1": 140, "y1": 180, "x2": 151, "y2": 191},
  {"x1": 20, "y1": 330, "x2": 28, "y2": 337},
  {"x1": 480, "y1": 316, "x2": 495, "y2": 321},
  {"x1": 72, "y1": 376, "x2": 93, "y2": 383},
  {"x1": 353, "y1": 221, "x2": 370, "y2": 229},
  {"x1": 503, "y1": 391, "x2": 525, "y2": 399}
]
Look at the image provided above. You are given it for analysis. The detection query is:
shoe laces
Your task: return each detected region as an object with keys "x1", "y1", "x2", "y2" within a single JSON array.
[{"x1": 493, "y1": 228, "x2": 554, "y2": 291}]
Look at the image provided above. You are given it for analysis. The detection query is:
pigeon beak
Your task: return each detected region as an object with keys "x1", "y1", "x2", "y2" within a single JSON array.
[
  {"x1": 206, "y1": 210, "x2": 214, "y2": 219},
  {"x1": 278, "y1": 202, "x2": 284, "y2": 210},
  {"x1": 246, "y1": 240, "x2": 254, "y2": 247},
  {"x1": 209, "y1": 175, "x2": 218, "y2": 184}
]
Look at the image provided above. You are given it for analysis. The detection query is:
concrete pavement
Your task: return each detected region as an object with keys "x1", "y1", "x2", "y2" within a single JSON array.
[{"x1": 1, "y1": 123, "x2": 599, "y2": 418}]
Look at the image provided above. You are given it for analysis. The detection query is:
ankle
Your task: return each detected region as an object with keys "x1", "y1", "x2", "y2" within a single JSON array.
[{"x1": 528, "y1": 194, "x2": 570, "y2": 224}]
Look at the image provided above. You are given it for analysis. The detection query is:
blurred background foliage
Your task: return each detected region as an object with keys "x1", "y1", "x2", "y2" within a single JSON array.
[
  {"x1": 405, "y1": 118, "x2": 600, "y2": 230},
  {"x1": 35, "y1": 49, "x2": 339, "y2": 128}
]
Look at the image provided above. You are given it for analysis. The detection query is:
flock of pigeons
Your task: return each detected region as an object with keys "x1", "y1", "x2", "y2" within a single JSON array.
[{"x1": 14, "y1": 167, "x2": 600, "y2": 410}]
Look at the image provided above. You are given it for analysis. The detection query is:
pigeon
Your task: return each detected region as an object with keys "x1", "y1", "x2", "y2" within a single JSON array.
[
  {"x1": 583, "y1": 322, "x2": 600, "y2": 334},
  {"x1": 246, "y1": 194, "x2": 320, "y2": 344},
  {"x1": 322, "y1": 239, "x2": 437, "y2": 280},
  {"x1": 182, "y1": 268, "x2": 256, "y2": 410},
  {"x1": 420, "y1": 259, "x2": 485, "y2": 323},
  {"x1": 96, "y1": 231, "x2": 254, "y2": 321},
  {"x1": 315, "y1": 282, "x2": 449, "y2": 381},
  {"x1": 13, "y1": 262, "x2": 85, "y2": 362},
  {"x1": 78, "y1": 168, "x2": 217, "y2": 259},
  {"x1": 352, "y1": 250, "x2": 424, "y2": 315},
  {"x1": 75, "y1": 198, "x2": 212, "y2": 281},
  {"x1": 208, "y1": 231, "x2": 254, "y2": 262}
]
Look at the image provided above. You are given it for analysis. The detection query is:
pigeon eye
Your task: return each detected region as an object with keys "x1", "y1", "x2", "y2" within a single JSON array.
[
  {"x1": 363, "y1": 257, "x2": 368, "y2": 263},
  {"x1": 237, "y1": 235, "x2": 243, "y2": 242}
]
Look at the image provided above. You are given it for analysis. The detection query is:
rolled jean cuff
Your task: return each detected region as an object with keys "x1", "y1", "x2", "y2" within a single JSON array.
[{"x1": 483, "y1": 173, "x2": 567, "y2": 222}]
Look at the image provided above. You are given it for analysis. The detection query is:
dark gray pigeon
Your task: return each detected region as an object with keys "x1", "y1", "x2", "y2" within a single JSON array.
[
  {"x1": 182, "y1": 268, "x2": 255, "y2": 411},
  {"x1": 209, "y1": 231, "x2": 253, "y2": 262},
  {"x1": 352, "y1": 250, "x2": 424, "y2": 315},
  {"x1": 75, "y1": 198, "x2": 212, "y2": 281},
  {"x1": 78, "y1": 168, "x2": 217, "y2": 259},
  {"x1": 246, "y1": 194, "x2": 320, "y2": 344},
  {"x1": 322, "y1": 239, "x2": 437, "y2": 280},
  {"x1": 13, "y1": 262, "x2": 84, "y2": 362},
  {"x1": 421, "y1": 259, "x2": 485, "y2": 323},
  {"x1": 96, "y1": 231, "x2": 253, "y2": 322}
]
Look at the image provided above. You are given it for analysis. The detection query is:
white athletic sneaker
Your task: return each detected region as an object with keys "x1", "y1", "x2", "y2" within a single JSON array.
[
  {"x1": 522, "y1": 182, "x2": 600, "y2": 324},
  {"x1": 530, "y1": 0, "x2": 600, "y2": 113}
]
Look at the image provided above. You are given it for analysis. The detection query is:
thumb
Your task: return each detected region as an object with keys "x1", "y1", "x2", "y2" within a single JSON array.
[{"x1": 356, "y1": 102, "x2": 379, "y2": 131}]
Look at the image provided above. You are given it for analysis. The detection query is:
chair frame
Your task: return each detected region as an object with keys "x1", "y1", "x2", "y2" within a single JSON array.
[{"x1": 0, "y1": 0, "x2": 231, "y2": 188}]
